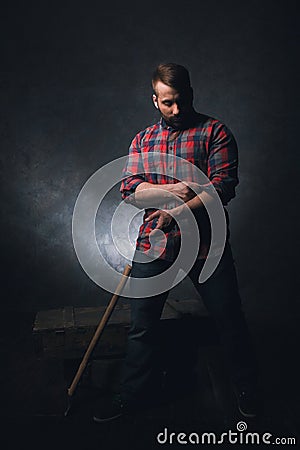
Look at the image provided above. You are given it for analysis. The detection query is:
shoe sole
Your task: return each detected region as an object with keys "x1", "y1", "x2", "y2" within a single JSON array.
[
  {"x1": 93, "y1": 412, "x2": 122, "y2": 423},
  {"x1": 234, "y1": 391, "x2": 257, "y2": 418},
  {"x1": 237, "y1": 404, "x2": 257, "y2": 418}
]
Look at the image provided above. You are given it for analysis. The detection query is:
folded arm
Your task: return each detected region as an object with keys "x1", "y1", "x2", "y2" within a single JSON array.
[
  {"x1": 121, "y1": 122, "x2": 238, "y2": 233},
  {"x1": 145, "y1": 123, "x2": 239, "y2": 230}
]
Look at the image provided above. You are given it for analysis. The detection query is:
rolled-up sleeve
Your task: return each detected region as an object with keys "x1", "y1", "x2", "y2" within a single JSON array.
[
  {"x1": 207, "y1": 122, "x2": 239, "y2": 205},
  {"x1": 120, "y1": 133, "x2": 145, "y2": 204}
]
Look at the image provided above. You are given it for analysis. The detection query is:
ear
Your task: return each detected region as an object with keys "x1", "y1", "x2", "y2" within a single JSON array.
[{"x1": 152, "y1": 94, "x2": 159, "y2": 109}]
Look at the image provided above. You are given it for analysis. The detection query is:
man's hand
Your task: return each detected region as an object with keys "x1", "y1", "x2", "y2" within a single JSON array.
[
  {"x1": 145, "y1": 209, "x2": 173, "y2": 234},
  {"x1": 171, "y1": 181, "x2": 201, "y2": 202}
]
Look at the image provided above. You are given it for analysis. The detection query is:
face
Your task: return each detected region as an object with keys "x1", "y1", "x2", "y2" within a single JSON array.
[{"x1": 152, "y1": 80, "x2": 193, "y2": 129}]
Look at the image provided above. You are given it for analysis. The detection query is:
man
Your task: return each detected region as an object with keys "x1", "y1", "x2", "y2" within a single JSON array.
[{"x1": 93, "y1": 63, "x2": 258, "y2": 423}]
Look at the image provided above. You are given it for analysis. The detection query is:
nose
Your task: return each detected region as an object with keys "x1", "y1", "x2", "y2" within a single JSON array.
[{"x1": 172, "y1": 103, "x2": 180, "y2": 116}]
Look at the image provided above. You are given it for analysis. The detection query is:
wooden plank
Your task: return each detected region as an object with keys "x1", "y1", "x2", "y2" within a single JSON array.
[
  {"x1": 74, "y1": 305, "x2": 130, "y2": 327},
  {"x1": 33, "y1": 308, "x2": 67, "y2": 331},
  {"x1": 33, "y1": 299, "x2": 203, "y2": 332},
  {"x1": 63, "y1": 306, "x2": 75, "y2": 328},
  {"x1": 90, "y1": 357, "x2": 124, "y2": 391}
]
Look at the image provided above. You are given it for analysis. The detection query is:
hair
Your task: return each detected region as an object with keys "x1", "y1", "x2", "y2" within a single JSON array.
[{"x1": 152, "y1": 63, "x2": 191, "y2": 94}]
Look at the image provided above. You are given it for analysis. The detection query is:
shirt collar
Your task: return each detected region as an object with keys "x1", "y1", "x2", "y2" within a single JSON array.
[{"x1": 160, "y1": 117, "x2": 174, "y2": 131}]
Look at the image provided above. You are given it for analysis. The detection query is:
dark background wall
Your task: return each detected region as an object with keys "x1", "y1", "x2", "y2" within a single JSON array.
[{"x1": 1, "y1": 0, "x2": 298, "y2": 327}]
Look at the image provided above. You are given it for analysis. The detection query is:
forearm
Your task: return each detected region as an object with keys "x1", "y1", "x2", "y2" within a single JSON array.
[
  {"x1": 134, "y1": 182, "x2": 184, "y2": 208},
  {"x1": 135, "y1": 182, "x2": 176, "y2": 193}
]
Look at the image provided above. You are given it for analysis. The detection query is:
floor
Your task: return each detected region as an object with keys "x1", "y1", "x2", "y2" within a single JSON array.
[{"x1": 0, "y1": 310, "x2": 299, "y2": 450}]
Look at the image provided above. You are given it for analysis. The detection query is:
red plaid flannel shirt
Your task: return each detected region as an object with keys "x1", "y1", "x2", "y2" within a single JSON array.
[{"x1": 120, "y1": 113, "x2": 238, "y2": 261}]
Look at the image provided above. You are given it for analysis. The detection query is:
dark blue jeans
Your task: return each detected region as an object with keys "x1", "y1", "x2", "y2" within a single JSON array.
[{"x1": 120, "y1": 243, "x2": 257, "y2": 407}]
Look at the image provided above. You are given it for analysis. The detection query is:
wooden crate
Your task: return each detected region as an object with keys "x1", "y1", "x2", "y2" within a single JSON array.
[
  {"x1": 32, "y1": 299, "x2": 205, "y2": 360},
  {"x1": 32, "y1": 299, "x2": 217, "y2": 393}
]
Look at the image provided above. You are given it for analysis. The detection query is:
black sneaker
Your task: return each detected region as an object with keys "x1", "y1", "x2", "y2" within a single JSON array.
[
  {"x1": 93, "y1": 393, "x2": 124, "y2": 423},
  {"x1": 235, "y1": 388, "x2": 258, "y2": 418}
]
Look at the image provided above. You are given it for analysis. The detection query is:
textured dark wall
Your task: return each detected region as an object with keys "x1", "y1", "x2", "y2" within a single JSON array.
[{"x1": 1, "y1": 1, "x2": 298, "y2": 321}]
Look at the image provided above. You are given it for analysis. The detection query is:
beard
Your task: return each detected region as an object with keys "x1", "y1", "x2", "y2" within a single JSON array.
[{"x1": 159, "y1": 109, "x2": 195, "y2": 130}]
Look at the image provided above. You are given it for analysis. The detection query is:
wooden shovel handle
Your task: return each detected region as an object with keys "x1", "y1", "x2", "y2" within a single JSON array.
[{"x1": 67, "y1": 264, "x2": 132, "y2": 397}]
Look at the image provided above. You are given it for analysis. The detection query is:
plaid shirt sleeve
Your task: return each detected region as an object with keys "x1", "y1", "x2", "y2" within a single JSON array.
[
  {"x1": 207, "y1": 122, "x2": 239, "y2": 205},
  {"x1": 120, "y1": 133, "x2": 146, "y2": 205}
]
